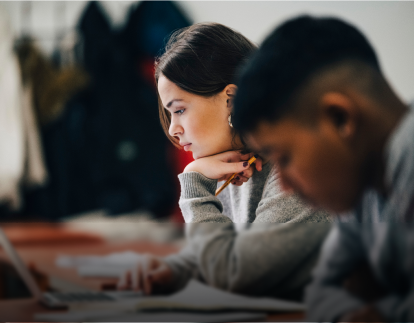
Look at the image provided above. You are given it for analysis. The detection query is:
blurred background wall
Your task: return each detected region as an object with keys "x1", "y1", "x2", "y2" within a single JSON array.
[{"x1": 3, "y1": 1, "x2": 414, "y2": 101}]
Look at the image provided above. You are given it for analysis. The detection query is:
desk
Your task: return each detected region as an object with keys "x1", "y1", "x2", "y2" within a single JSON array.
[
  {"x1": 0, "y1": 225, "x2": 305, "y2": 321},
  {"x1": 0, "y1": 298, "x2": 64, "y2": 321},
  {"x1": 0, "y1": 237, "x2": 180, "y2": 292}
]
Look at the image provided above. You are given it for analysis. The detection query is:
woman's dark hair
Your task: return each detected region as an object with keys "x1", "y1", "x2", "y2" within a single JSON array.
[{"x1": 155, "y1": 22, "x2": 256, "y2": 147}]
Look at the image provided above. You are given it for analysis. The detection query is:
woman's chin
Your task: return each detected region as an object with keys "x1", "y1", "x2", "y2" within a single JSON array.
[
  {"x1": 191, "y1": 150, "x2": 199, "y2": 160},
  {"x1": 192, "y1": 152, "x2": 202, "y2": 160},
  {"x1": 192, "y1": 151, "x2": 209, "y2": 160}
]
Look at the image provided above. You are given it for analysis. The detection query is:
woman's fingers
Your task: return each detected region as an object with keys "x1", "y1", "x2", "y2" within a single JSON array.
[
  {"x1": 143, "y1": 256, "x2": 153, "y2": 295},
  {"x1": 219, "y1": 150, "x2": 247, "y2": 162},
  {"x1": 254, "y1": 156, "x2": 263, "y2": 171},
  {"x1": 231, "y1": 175, "x2": 246, "y2": 186},
  {"x1": 238, "y1": 175, "x2": 249, "y2": 182},
  {"x1": 121, "y1": 270, "x2": 135, "y2": 290},
  {"x1": 239, "y1": 166, "x2": 254, "y2": 178},
  {"x1": 117, "y1": 270, "x2": 129, "y2": 290},
  {"x1": 118, "y1": 256, "x2": 170, "y2": 294},
  {"x1": 229, "y1": 164, "x2": 253, "y2": 185},
  {"x1": 149, "y1": 265, "x2": 170, "y2": 285},
  {"x1": 230, "y1": 175, "x2": 249, "y2": 185},
  {"x1": 232, "y1": 180, "x2": 243, "y2": 186},
  {"x1": 132, "y1": 263, "x2": 141, "y2": 291},
  {"x1": 184, "y1": 150, "x2": 262, "y2": 181}
]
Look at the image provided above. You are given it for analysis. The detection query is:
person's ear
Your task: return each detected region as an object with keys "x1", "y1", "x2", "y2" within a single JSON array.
[
  {"x1": 224, "y1": 84, "x2": 238, "y2": 110},
  {"x1": 319, "y1": 92, "x2": 359, "y2": 139}
]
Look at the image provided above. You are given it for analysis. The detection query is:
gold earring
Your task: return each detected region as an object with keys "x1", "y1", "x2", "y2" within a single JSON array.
[{"x1": 228, "y1": 115, "x2": 233, "y2": 128}]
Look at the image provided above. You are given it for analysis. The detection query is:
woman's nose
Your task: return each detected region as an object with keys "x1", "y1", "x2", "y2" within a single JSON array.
[{"x1": 168, "y1": 120, "x2": 183, "y2": 137}]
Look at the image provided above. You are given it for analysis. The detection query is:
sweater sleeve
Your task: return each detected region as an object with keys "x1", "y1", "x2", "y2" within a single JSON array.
[
  {"x1": 166, "y1": 168, "x2": 331, "y2": 298},
  {"x1": 305, "y1": 222, "x2": 366, "y2": 321},
  {"x1": 162, "y1": 242, "x2": 199, "y2": 293},
  {"x1": 162, "y1": 171, "x2": 231, "y2": 291},
  {"x1": 177, "y1": 171, "x2": 232, "y2": 223}
]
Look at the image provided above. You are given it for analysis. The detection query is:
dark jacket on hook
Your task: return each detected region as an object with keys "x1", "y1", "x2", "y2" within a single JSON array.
[{"x1": 22, "y1": 1, "x2": 191, "y2": 220}]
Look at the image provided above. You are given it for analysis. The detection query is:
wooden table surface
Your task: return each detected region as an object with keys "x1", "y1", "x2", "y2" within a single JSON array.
[
  {"x1": 0, "y1": 224, "x2": 304, "y2": 321},
  {"x1": 0, "y1": 238, "x2": 180, "y2": 291}
]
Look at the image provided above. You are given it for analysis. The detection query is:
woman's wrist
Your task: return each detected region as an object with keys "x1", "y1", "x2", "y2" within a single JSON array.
[{"x1": 183, "y1": 160, "x2": 203, "y2": 175}]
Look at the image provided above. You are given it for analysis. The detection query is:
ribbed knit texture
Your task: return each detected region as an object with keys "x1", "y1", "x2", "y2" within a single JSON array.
[{"x1": 164, "y1": 161, "x2": 332, "y2": 300}]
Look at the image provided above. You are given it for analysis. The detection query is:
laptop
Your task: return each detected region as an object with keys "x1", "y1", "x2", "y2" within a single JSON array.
[{"x1": 0, "y1": 227, "x2": 142, "y2": 309}]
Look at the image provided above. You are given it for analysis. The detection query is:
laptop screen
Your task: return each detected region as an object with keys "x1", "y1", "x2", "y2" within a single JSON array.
[{"x1": 0, "y1": 227, "x2": 42, "y2": 299}]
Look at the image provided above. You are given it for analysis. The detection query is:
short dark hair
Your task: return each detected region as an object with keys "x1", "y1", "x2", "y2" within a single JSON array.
[
  {"x1": 232, "y1": 15, "x2": 381, "y2": 133},
  {"x1": 155, "y1": 22, "x2": 256, "y2": 147}
]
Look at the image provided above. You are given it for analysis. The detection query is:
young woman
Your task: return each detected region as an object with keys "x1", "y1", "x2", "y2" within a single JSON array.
[{"x1": 118, "y1": 22, "x2": 331, "y2": 301}]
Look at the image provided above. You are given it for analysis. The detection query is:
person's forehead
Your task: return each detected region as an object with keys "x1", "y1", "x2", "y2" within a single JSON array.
[
  {"x1": 158, "y1": 76, "x2": 180, "y2": 96},
  {"x1": 158, "y1": 76, "x2": 190, "y2": 107}
]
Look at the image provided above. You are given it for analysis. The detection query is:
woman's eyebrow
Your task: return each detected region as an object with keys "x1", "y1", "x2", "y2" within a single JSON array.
[{"x1": 166, "y1": 99, "x2": 183, "y2": 108}]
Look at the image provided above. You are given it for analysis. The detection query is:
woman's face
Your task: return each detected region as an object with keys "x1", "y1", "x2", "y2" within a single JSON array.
[{"x1": 158, "y1": 75, "x2": 237, "y2": 159}]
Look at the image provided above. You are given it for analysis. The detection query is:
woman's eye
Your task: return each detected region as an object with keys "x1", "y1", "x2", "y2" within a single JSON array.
[{"x1": 174, "y1": 109, "x2": 185, "y2": 115}]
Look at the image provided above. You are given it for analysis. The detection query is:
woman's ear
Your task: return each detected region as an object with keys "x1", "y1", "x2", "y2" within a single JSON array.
[
  {"x1": 319, "y1": 92, "x2": 359, "y2": 139},
  {"x1": 225, "y1": 84, "x2": 238, "y2": 109}
]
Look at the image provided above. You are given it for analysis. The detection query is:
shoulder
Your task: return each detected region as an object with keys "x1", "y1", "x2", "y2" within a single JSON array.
[
  {"x1": 261, "y1": 164, "x2": 282, "y2": 196},
  {"x1": 383, "y1": 106, "x2": 414, "y2": 221}
]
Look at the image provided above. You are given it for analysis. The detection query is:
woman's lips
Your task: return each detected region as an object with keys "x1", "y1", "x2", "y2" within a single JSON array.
[{"x1": 183, "y1": 143, "x2": 192, "y2": 151}]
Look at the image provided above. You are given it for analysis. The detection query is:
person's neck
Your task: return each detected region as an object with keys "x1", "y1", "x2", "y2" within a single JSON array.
[{"x1": 366, "y1": 98, "x2": 409, "y2": 196}]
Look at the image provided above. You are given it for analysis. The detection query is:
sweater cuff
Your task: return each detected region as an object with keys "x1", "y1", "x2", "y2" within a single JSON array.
[
  {"x1": 163, "y1": 254, "x2": 193, "y2": 292},
  {"x1": 178, "y1": 172, "x2": 218, "y2": 198}
]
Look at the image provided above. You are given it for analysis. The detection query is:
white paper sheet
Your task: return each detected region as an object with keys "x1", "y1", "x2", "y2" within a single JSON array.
[
  {"x1": 134, "y1": 279, "x2": 306, "y2": 312},
  {"x1": 56, "y1": 251, "x2": 143, "y2": 277},
  {"x1": 35, "y1": 279, "x2": 305, "y2": 321}
]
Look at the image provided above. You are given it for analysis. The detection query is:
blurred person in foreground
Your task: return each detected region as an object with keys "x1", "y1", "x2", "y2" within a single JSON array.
[
  {"x1": 233, "y1": 15, "x2": 414, "y2": 322},
  {"x1": 118, "y1": 22, "x2": 331, "y2": 301}
]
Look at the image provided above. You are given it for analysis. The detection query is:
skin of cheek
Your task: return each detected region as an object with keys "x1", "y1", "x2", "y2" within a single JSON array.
[
  {"x1": 250, "y1": 121, "x2": 363, "y2": 213},
  {"x1": 292, "y1": 135, "x2": 357, "y2": 211},
  {"x1": 185, "y1": 102, "x2": 233, "y2": 159},
  {"x1": 158, "y1": 76, "x2": 234, "y2": 159},
  {"x1": 306, "y1": 123, "x2": 365, "y2": 212}
]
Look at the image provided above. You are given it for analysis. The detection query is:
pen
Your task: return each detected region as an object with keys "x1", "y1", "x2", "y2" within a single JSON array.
[{"x1": 215, "y1": 155, "x2": 258, "y2": 196}]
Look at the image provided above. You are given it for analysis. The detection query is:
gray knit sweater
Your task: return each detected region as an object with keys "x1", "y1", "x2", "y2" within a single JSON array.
[{"x1": 164, "y1": 162, "x2": 331, "y2": 300}]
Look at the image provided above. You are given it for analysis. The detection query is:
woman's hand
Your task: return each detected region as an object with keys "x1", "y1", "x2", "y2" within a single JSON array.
[
  {"x1": 117, "y1": 254, "x2": 174, "y2": 295},
  {"x1": 184, "y1": 151, "x2": 263, "y2": 185}
]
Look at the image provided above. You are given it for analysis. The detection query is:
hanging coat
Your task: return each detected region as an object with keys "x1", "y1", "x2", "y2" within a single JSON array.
[{"x1": 23, "y1": 1, "x2": 191, "y2": 220}]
